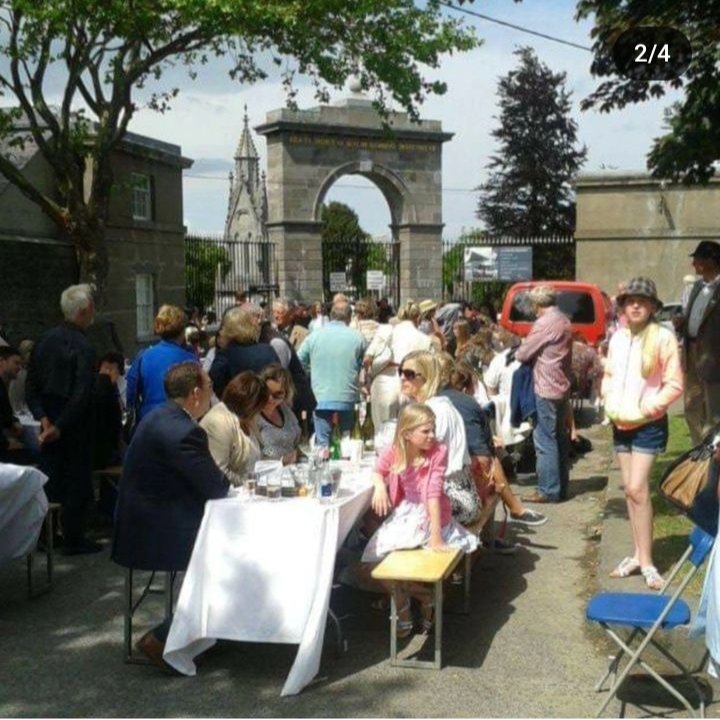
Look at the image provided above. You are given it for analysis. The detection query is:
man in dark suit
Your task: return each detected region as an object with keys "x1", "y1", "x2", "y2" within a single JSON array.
[
  {"x1": 26, "y1": 283, "x2": 99, "y2": 554},
  {"x1": 675, "y1": 240, "x2": 720, "y2": 444},
  {"x1": 112, "y1": 360, "x2": 228, "y2": 668}
]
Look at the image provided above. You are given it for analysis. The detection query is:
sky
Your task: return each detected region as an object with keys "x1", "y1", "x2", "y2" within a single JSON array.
[{"x1": 122, "y1": 1, "x2": 682, "y2": 239}]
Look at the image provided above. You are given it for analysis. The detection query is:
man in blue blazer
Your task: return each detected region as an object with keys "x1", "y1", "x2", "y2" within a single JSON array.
[{"x1": 112, "y1": 360, "x2": 229, "y2": 667}]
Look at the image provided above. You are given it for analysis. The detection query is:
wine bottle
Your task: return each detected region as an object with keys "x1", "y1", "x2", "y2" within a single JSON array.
[
  {"x1": 330, "y1": 412, "x2": 342, "y2": 460},
  {"x1": 351, "y1": 404, "x2": 362, "y2": 440},
  {"x1": 361, "y1": 401, "x2": 375, "y2": 452}
]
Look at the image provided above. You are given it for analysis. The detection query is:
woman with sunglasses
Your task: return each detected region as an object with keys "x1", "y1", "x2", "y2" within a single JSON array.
[
  {"x1": 257, "y1": 363, "x2": 302, "y2": 465},
  {"x1": 398, "y1": 350, "x2": 481, "y2": 525}
]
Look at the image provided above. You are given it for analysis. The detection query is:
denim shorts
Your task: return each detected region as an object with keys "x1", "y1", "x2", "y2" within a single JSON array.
[{"x1": 612, "y1": 416, "x2": 668, "y2": 455}]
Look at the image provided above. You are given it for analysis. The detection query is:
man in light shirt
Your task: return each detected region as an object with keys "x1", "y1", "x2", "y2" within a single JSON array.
[{"x1": 674, "y1": 240, "x2": 720, "y2": 443}]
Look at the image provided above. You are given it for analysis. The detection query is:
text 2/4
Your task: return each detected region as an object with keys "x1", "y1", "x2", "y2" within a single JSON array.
[
  {"x1": 634, "y1": 43, "x2": 670, "y2": 64},
  {"x1": 612, "y1": 27, "x2": 691, "y2": 81}
]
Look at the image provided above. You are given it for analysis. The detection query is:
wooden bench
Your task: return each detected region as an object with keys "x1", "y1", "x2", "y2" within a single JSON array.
[
  {"x1": 370, "y1": 495, "x2": 501, "y2": 670},
  {"x1": 372, "y1": 548, "x2": 465, "y2": 669},
  {"x1": 26, "y1": 501, "x2": 62, "y2": 598}
]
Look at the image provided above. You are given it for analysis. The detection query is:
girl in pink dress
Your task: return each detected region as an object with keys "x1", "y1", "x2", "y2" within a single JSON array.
[{"x1": 362, "y1": 403, "x2": 477, "y2": 636}]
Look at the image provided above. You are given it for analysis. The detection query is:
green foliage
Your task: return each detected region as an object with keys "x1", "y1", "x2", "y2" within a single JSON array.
[
  {"x1": 476, "y1": 46, "x2": 585, "y2": 280},
  {"x1": 576, "y1": 0, "x2": 720, "y2": 183},
  {"x1": 0, "y1": 0, "x2": 478, "y2": 297},
  {"x1": 321, "y1": 201, "x2": 396, "y2": 300},
  {"x1": 185, "y1": 235, "x2": 231, "y2": 311}
]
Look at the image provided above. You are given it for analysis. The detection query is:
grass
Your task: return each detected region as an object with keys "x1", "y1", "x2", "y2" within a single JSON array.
[{"x1": 650, "y1": 415, "x2": 704, "y2": 594}]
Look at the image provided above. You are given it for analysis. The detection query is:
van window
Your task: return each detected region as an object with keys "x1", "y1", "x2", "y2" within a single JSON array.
[{"x1": 510, "y1": 291, "x2": 596, "y2": 324}]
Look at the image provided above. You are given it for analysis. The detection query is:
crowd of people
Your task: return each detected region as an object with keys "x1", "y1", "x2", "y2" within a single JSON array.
[{"x1": 4, "y1": 239, "x2": 720, "y2": 668}]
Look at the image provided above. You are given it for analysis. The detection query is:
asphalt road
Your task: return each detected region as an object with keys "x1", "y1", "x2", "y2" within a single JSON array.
[{"x1": 1, "y1": 411, "x2": 717, "y2": 718}]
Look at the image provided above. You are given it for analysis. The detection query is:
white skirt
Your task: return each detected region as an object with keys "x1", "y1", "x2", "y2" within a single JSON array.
[{"x1": 361, "y1": 500, "x2": 479, "y2": 563}]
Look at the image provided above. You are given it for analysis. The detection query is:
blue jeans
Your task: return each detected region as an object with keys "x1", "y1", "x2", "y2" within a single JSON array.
[
  {"x1": 313, "y1": 409, "x2": 354, "y2": 447},
  {"x1": 533, "y1": 395, "x2": 570, "y2": 501}
]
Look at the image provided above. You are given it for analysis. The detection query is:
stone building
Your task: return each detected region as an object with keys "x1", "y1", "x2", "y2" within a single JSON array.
[
  {"x1": 0, "y1": 126, "x2": 192, "y2": 354},
  {"x1": 575, "y1": 171, "x2": 720, "y2": 302}
]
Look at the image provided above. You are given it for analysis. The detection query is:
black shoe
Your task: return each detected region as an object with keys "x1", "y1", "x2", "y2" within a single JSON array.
[{"x1": 62, "y1": 539, "x2": 103, "y2": 556}]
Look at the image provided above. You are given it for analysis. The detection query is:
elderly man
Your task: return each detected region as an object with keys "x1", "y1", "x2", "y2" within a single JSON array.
[
  {"x1": 297, "y1": 301, "x2": 366, "y2": 447},
  {"x1": 515, "y1": 285, "x2": 573, "y2": 503},
  {"x1": 26, "y1": 284, "x2": 99, "y2": 554},
  {"x1": 674, "y1": 240, "x2": 720, "y2": 444},
  {"x1": 112, "y1": 361, "x2": 229, "y2": 668},
  {"x1": 273, "y1": 297, "x2": 308, "y2": 351}
]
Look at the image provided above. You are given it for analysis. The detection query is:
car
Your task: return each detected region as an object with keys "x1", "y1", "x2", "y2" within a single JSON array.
[
  {"x1": 498, "y1": 280, "x2": 612, "y2": 348},
  {"x1": 655, "y1": 302, "x2": 683, "y2": 338}
]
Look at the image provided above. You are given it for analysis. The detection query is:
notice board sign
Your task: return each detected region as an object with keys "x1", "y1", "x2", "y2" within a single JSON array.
[{"x1": 464, "y1": 246, "x2": 532, "y2": 282}]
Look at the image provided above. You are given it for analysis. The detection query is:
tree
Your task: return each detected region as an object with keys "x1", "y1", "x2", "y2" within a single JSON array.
[
  {"x1": 185, "y1": 235, "x2": 231, "y2": 311},
  {"x1": 576, "y1": 0, "x2": 720, "y2": 183},
  {"x1": 321, "y1": 201, "x2": 394, "y2": 300},
  {"x1": 0, "y1": 0, "x2": 477, "y2": 303},
  {"x1": 476, "y1": 46, "x2": 586, "y2": 279}
]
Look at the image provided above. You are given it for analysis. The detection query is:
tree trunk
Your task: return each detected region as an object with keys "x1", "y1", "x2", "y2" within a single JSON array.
[{"x1": 65, "y1": 222, "x2": 110, "y2": 310}]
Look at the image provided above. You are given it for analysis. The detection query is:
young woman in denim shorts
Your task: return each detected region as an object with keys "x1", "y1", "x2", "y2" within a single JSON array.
[{"x1": 601, "y1": 277, "x2": 684, "y2": 589}]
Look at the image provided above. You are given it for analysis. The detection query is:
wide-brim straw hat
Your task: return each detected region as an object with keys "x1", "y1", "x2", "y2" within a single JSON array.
[
  {"x1": 419, "y1": 299, "x2": 437, "y2": 315},
  {"x1": 616, "y1": 277, "x2": 662, "y2": 311}
]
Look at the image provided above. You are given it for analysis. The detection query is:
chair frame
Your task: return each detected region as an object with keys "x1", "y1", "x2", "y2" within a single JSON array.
[
  {"x1": 26, "y1": 502, "x2": 62, "y2": 598},
  {"x1": 592, "y1": 528, "x2": 714, "y2": 718},
  {"x1": 123, "y1": 568, "x2": 176, "y2": 664}
]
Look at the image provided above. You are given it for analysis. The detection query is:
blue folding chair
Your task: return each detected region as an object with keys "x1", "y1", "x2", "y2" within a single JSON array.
[{"x1": 587, "y1": 526, "x2": 715, "y2": 718}]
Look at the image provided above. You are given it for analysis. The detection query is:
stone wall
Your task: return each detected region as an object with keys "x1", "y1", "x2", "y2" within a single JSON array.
[{"x1": 576, "y1": 172, "x2": 720, "y2": 302}]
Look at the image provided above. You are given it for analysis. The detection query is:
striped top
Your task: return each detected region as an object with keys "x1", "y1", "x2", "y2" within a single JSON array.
[{"x1": 515, "y1": 306, "x2": 572, "y2": 399}]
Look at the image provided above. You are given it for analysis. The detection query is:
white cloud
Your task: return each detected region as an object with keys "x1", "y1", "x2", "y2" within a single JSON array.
[{"x1": 125, "y1": 0, "x2": 685, "y2": 238}]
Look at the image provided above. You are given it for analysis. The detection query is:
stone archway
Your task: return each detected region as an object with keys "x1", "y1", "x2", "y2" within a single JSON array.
[{"x1": 256, "y1": 96, "x2": 452, "y2": 303}]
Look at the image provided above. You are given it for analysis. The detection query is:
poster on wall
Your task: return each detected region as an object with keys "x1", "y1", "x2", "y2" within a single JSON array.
[{"x1": 464, "y1": 246, "x2": 532, "y2": 282}]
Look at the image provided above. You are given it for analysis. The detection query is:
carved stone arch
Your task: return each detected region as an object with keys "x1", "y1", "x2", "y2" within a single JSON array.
[
  {"x1": 256, "y1": 99, "x2": 452, "y2": 303},
  {"x1": 312, "y1": 161, "x2": 418, "y2": 227}
]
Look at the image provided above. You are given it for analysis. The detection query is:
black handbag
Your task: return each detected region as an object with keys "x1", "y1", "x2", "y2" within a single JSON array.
[{"x1": 122, "y1": 352, "x2": 145, "y2": 443}]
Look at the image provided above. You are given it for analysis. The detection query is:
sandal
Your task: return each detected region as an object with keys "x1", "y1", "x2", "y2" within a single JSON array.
[
  {"x1": 420, "y1": 600, "x2": 435, "y2": 634},
  {"x1": 609, "y1": 556, "x2": 641, "y2": 578},
  {"x1": 393, "y1": 602, "x2": 414, "y2": 639},
  {"x1": 641, "y1": 566, "x2": 665, "y2": 591}
]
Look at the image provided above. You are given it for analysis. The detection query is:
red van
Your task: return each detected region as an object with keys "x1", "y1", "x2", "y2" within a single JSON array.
[{"x1": 498, "y1": 281, "x2": 612, "y2": 347}]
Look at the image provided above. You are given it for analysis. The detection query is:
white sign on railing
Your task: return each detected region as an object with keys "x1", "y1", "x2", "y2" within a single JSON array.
[
  {"x1": 366, "y1": 270, "x2": 385, "y2": 290},
  {"x1": 329, "y1": 272, "x2": 347, "y2": 292}
]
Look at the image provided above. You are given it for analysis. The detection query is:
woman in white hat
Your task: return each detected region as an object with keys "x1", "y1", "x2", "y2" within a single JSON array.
[{"x1": 602, "y1": 277, "x2": 684, "y2": 590}]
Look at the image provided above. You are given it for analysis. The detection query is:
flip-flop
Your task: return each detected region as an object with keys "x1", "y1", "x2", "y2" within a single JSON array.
[{"x1": 609, "y1": 556, "x2": 641, "y2": 578}]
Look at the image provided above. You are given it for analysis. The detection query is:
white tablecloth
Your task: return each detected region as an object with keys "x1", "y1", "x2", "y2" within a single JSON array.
[
  {"x1": 0, "y1": 463, "x2": 49, "y2": 563},
  {"x1": 164, "y1": 460, "x2": 374, "y2": 695}
]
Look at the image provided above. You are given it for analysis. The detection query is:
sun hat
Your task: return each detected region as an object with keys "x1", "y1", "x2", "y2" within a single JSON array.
[
  {"x1": 418, "y1": 299, "x2": 437, "y2": 315},
  {"x1": 689, "y1": 240, "x2": 720, "y2": 260},
  {"x1": 616, "y1": 277, "x2": 662, "y2": 310}
]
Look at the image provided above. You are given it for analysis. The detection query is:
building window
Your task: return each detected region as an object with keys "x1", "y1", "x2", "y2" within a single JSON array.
[
  {"x1": 135, "y1": 273, "x2": 155, "y2": 337},
  {"x1": 131, "y1": 173, "x2": 153, "y2": 220}
]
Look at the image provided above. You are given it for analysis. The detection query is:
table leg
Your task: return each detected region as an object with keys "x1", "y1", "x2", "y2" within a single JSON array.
[
  {"x1": 390, "y1": 582, "x2": 398, "y2": 666},
  {"x1": 433, "y1": 580, "x2": 443, "y2": 670}
]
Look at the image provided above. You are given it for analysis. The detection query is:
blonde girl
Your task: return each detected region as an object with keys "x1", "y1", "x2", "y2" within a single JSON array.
[{"x1": 362, "y1": 403, "x2": 477, "y2": 637}]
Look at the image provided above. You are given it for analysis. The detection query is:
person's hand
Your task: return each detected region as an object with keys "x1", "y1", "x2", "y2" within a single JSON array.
[
  {"x1": 371, "y1": 483, "x2": 391, "y2": 516},
  {"x1": 7, "y1": 437, "x2": 23, "y2": 450},
  {"x1": 39, "y1": 421, "x2": 61, "y2": 445},
  {"x1": 282, "y1": 449, "x2": 298, "y2": 465},
  {"x1": 428, "y1": 538, "x2": 450, "y2": 552}
]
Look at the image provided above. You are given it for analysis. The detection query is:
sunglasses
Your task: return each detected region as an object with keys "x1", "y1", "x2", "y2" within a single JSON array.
[
  {"x1": 270, "y1": 391, "x2": 286, "y2": 400},
  {"x1": 398, "y1": 367, "x2": 423, "y2": 381}
]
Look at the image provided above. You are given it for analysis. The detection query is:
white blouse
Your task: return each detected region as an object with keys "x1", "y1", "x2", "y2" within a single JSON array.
[{"x1": 426, "y1": 395, "x2": 470, "y2": 474}]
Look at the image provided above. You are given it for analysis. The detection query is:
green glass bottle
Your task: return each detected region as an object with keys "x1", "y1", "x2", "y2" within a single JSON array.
[{"x1": 330, "y1": 412, "x2": 342, "y2": 460}]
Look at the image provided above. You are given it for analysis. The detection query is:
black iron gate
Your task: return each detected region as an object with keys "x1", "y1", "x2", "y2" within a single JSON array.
[
  {"x1": 185, "y1": 234, "x2": 277, "y2": 313},
  {"x1": 321, "y1": 235, "x2": 400, "y2": 307}
]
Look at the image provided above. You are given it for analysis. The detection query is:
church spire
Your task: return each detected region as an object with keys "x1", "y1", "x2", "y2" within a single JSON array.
[{"x1": 234, "y1": 104, "x2": 259, "y2": 190}]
